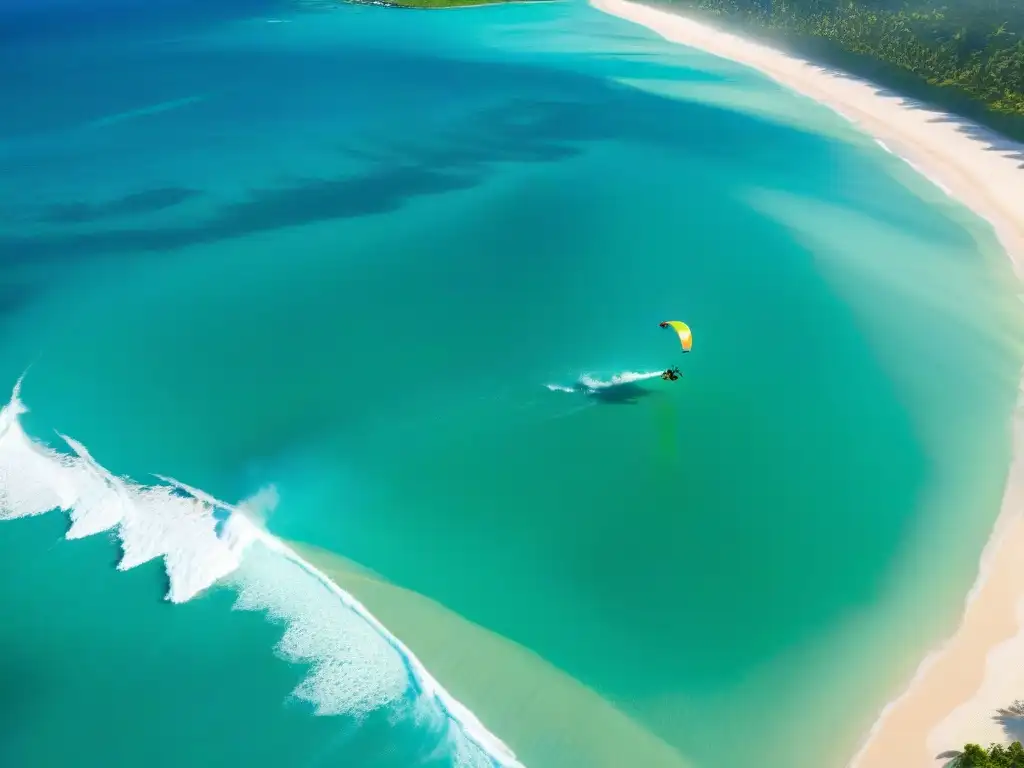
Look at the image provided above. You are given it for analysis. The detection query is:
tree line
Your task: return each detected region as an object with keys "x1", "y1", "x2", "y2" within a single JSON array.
[
  {"x1": 949, "y1": 740, "x2": 1024, "y2": 767},
  {"x1": 647, "y1": 0, "x2": 1024, "y2": 137}
]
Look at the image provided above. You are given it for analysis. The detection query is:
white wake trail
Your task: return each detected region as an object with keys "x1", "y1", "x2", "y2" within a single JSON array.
[{"x1": 545, "y1": 368, "x2": 665, "y2": 394}]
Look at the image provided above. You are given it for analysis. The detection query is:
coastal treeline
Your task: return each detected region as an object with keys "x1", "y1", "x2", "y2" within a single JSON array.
[
  {"x1": 648, "y1": 0, "x2": 1024, "y2": 137},
  {"x1": 950, "y1": 740, "x2": 1024, "y2": 766}
]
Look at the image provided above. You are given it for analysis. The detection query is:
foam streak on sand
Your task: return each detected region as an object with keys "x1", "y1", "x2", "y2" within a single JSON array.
[
  {"x1": 0, "y1": 379, "x2": 520, "y2": 768},
  {"x1": 588, "y1": 1, "x2": 1024, "y2": 764}
]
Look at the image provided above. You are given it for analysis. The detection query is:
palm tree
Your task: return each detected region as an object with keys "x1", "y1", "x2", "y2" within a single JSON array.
[
  {"x1": 1005, "y1": 700, "x2": 1024, "y2": 717},
  {"x1": 946, "y1": 744, "x2": 992, "y2": 767}
]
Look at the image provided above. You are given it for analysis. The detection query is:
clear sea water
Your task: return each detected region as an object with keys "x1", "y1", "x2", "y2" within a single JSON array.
[{"x1": 1, "y1": 1, "x2": 1022, "y2": 767}]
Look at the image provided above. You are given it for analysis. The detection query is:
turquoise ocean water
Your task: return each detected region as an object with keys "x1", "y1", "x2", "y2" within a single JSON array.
[{"x1": 1, "y1": 1, "x2": 1022, "y2": 766}]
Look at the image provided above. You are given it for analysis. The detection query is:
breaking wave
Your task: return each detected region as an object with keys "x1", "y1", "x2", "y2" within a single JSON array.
[
  {"x1": 0, "y1": 378, "x2": 520, "y2": 768},
  {"x1": 545, "y1": 369, "x2": 665, "y2": 394}
]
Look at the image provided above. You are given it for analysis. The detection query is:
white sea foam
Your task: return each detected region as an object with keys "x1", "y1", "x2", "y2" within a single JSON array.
[
  {"x1": 237, "y1": 483, "x2": 280, "y2": 528},
  {"x1": 873, "y1": 137, "x2": 894, "y2": 154},
  {"x1": 546, "y1": 369, "x2": 665, "y2": 394},
  {"x1": 580, "y1": 370, "x2": 665, "y2": 389},
  {"x1": 874, "y1": 138, "x2": 954, "y2": 196},
  {"x1": 901, "y1": 157, "x2": 956, "y2": 197},
  {"x1": 0, "y1": 378, "x2": 521, "y2": 768}
]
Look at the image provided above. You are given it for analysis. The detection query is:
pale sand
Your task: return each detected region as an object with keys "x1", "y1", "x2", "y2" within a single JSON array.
[
  {"x1": 590, "y1": 0, "x2": 1024, "y2": 270},
  {"x1": 289, "y1": 541, "x2": 695, "y2": 768},
  {"x1": 589, "y1": 1, "x2": 1024, "y2": 765},
  {"x1": 855, "y1": 417, "x2": 1024, "y2": 768}
]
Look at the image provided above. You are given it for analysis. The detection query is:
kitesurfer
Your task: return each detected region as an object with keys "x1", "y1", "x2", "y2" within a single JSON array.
[{"x1": 661, "y1": 367, "x2": 681, "y2": 381}]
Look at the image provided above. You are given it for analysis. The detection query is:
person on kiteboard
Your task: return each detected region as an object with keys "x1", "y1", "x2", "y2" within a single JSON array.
[{"x1": 661, "y1": 366, "x2": 681, "y2": 381}]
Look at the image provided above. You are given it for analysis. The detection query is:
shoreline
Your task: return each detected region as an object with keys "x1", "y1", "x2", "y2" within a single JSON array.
[
  {"x1": 588, "y1": 0, "x2": 1024, "y2": 765},
  {"x1": 0, "y1": 377, "x2": 523, "y2": 768},
  {"x1": 288, "y1": 541, "x2": 696, "y2": 768},
  {"x1": 590, "y1": 0, "x2": 1024, "y2": 273},
  {"x1": 226, "y1": 520, "x2": 525, "y2": 767}
]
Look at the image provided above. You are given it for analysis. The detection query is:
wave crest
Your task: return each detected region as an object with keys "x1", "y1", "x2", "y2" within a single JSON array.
[{"x1": 0, "y1": 377, "x2": 521, "y2": 767}]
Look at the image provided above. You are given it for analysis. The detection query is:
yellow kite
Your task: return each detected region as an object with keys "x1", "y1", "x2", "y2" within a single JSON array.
[{"x1": 659, "y1": 320, "x2": 692, "y2": 353}]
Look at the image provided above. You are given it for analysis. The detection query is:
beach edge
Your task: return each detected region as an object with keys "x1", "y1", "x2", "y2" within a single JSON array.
[{"x1": 586, "y1": 0, "x2": 1024, "y2": 764}]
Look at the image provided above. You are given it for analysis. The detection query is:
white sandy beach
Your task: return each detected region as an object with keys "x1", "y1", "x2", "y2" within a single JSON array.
[{"x1": 589, "y1": 0, "x2": 1024, "y2": 764}]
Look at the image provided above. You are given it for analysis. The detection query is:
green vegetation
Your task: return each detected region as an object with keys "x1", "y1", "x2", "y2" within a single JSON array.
[
  {"x1": 946, "y1": 703, "x2": 1024, "y2": 766},
  {"x1": 645, "y1": 0, "x2": 1024, "y2": 139},
  {"x1": 948, "y1": 741, "x2": 1024, "y2": 767}
]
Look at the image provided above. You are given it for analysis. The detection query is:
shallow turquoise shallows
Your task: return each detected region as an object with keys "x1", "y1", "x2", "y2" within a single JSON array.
[{"x1": 1, "y1": 1, "x2": 1021, "y2": 767}]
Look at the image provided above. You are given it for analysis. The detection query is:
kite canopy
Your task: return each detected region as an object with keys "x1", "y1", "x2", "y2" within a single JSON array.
[{"x1": 659, "y1": 320, "x2": 692, "y2": 352}]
